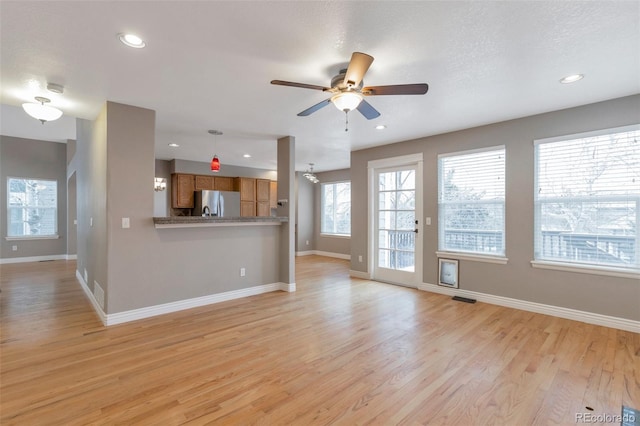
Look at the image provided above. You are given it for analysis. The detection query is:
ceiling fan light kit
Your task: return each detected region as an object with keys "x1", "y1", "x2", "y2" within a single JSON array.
[
  {"x1": 271, "y1": 51, "x2": 429, "y2": 131},
  {"x1": 22, "y1": 96, "x2": 63, "y2": 124}
]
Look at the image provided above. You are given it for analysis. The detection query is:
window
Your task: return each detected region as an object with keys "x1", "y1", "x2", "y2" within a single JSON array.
[
  {"x1": 534, "y1": 125, "x2": 639, "y2": 272},
  {"x1": 7, "y1": 178, "x2": 58, "y2": 238},
  {"x1": 321, "y1": 181, "x2": 351, "y2": 235},
  {"x1": 438, "y1": 146, "x2": 506, "y2": 256}
]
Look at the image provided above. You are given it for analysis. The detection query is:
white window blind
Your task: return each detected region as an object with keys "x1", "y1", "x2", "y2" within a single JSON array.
[
  {"x1": 7, "y1": 178, "x2": 58, "y2": 237},
  {"x1": 321, "y1": 181, "x2": 351, "y2": 235},
  {"x1": 534, "y1": 125, "x2": 640, "y2": 271},
  {"x1": 438, "y1": 147, "x2": 505, "y2": 256}
]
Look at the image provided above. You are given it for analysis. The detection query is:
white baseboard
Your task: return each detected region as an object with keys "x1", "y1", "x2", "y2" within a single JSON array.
[
  {"x1": 66, "y1": 254, "x2": 77, "y2": 260},
  {"x1": 350, "y1": 270, "x2": 371, "y2": 279},
  {"x1": 76, "y1": 270, "x2": 107, "y2": 325},
  {"x1": 279, "y1": 282, "x2": 296, "y2": 292},
  {"x1": 296, "y1": 250, "x2": 350, "y2": 260},
  {"x1": 418, "y1": 282, "x2": 640, "y2": 334},
  {"x1": 0, "y1": 254, "x2": 68, "y2": 264}
]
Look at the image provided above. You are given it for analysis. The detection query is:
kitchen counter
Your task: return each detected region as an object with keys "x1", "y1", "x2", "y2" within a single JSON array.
[{"x1": 153, "y1": 216, "x2": 288, "y2": 229}]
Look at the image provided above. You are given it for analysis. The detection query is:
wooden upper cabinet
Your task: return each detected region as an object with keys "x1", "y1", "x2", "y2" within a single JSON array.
[
  {"x1": 194, "y1": 175, "x2": 214, "y2": 190},
  {"x1": 234, "y1": 177, "x2": 256, "y2": 202},
  {"x1": 171, "y1": 174, "x2": 195, "y2": 208},
  {"x1": 256, "y1": 179, "x2": 270, "y2": 202},
  {"x1": 214, "y1": 176, "x2": 234, "y2": 191},
  {"x1": 269, "y1": 181, "x2": 277, "y2": 209}
]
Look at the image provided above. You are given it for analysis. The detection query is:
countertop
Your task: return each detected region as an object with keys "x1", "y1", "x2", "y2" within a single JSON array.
[{"x1": 153, "y1": 216, "x2": 288, "y2": 228}]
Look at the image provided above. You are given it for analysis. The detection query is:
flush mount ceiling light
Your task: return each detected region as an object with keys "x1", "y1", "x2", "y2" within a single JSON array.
[
  {"x1": 22, "y1": 96, "x2": 63, "y2": 124},
  {"x1": 118, "y1": 33, "x2": 146, "y2": 48},
  {"x1": 303, "y1": 163, "x2": 319, "y2": 184},
  {"x1": 208, "y1": 130, "x2": 223, "y2": 172},
  {"x1": 559, "y1": 74, "x2": 584, "y2": 84}
]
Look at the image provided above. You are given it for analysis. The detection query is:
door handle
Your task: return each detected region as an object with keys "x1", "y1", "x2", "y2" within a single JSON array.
[{"x1": 414, "y1": 228, "x2": 418, "y2": 234}]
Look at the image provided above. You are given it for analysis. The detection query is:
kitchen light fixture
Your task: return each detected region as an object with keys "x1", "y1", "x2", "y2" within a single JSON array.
[
  {"x1": 22, "y1": 96, "x2": 63, "y2": 124},
  {"x1": 303, "y1": 163, "x2": 319, "y2": 184},
  {"x1": 208, "y1": 130, "x2": 223, "y2": 172},
  {"x1": 154, "y1": 177, "x2": 167, "y2": 191},
  {"x1": 559, "y1": 74, "x2": 584, "y2": 84},
  {"x1": 118, "y1": 33, "x2": 146, "y2": 48}
]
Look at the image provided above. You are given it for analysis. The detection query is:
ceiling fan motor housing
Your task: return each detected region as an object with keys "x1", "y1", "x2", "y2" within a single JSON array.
[{"x1": 331, "y1": 69, "x2": 363, "y2": 91}]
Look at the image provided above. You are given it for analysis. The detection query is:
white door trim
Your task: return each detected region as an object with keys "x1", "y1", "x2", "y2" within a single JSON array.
[{"x1": 368, "y1": 153, "x2": 424, "y2": 286}]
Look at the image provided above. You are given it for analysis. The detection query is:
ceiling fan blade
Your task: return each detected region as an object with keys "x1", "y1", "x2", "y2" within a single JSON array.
[
  {"x1": 297, "y1": 98, "x2": 332, "y2": 116},
  {"x1": 271, "y1": 80, "x2": 330, "y2": 91},
  {"x1": 362, "y1": 83, "x2": 429, "y2": 96},
  {"x1": 356, "y1": 99, "x2": 381, "y2": 120},
  {"x1": 343, "y1": 52, "x2": 374, "y2": 88}
]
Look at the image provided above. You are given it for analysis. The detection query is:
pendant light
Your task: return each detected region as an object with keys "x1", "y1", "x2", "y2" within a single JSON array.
[
  {"x1": 303, "y1": 163, "x2": 319, "y2": 183},
  {"x1": 208, "y1": 130, "x2": 223, "y2": 172}
]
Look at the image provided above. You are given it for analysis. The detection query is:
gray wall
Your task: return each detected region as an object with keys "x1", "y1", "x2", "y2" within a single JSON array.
[
  {"x1": 314, "y1": 168, "x2": 351, "y2": 256},
  {"x1": 72, "y1": 102, "x2": 288, "y2": 315},
  {"x1": 171, "y1": 159, "x2": 277, "y2": 180},
  {"x1": 295, "y1": 172, "x2": 315, "y2": 253},
  {"x1": 0, "y1": 136, "x2": 67, "y2": 259},
  {"x1": 351, "y1": 94, "x2": 640, "y2": 321}
]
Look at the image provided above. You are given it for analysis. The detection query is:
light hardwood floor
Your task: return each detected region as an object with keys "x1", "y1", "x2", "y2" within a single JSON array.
[{"x1": 1, "y1": 256, "x2": 638, "y2": 425}]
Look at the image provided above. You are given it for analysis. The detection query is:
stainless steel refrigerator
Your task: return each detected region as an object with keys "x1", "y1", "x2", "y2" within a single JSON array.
[{"x1": 194, "y1": 190, "x2": 241, "y2": 217}]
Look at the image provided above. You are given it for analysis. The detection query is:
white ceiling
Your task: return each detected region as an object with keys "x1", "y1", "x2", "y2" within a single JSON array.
[{"x1": 1, "y1": 1, "x2": 638, "y2": 172}]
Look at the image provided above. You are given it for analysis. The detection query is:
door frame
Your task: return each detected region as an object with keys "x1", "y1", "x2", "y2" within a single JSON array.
[{"x1": 367, "y1": 153, "x2": 424, "y2": 287}]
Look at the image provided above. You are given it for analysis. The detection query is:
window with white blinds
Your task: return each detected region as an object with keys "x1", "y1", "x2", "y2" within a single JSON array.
[
  {"x1": 438, "y1": 146, "x2": 506, "y2": 256},
  {"x1": 534, "y1": 125, "x2": 640, "y2": 272}
]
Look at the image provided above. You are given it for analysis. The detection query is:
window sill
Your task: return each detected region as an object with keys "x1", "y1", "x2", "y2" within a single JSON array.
[
  {"x1": 530, "y1": 260, "x2": 639, "y2": 279},
  {"x1": 436, "y1": 251, "x2": 508, "y2": 264},
  {"x1": 5, "y1": 235, "x2": 60, "y2": 241},
  {"x1": 320, "y1": 233, "x2": 351, "y2": 239}
]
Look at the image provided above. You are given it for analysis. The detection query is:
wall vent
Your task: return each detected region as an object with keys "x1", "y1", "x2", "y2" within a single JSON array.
[{"x1": 94, "y1": 281, "x2": 105, "y2": 309}]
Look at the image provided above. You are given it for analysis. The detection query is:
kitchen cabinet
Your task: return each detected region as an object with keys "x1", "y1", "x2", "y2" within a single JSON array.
[
  {"x1": 269, "y1": 181, "x2": 277, "y2": 209},
  {"x1": 171, "y1": 174, "x2": 195, "y2": 208},
  {"x1": 256, "y1": 179, "x2": 271, "y2": 217},
  {"x1": 195, "y1": 175, "x2": 214, "y2": 190},
  {"x1": 214, "y1": 176, "x2": 234, "y2": 191},
  {"x1": 234, "y1": 177, "x2": 256, "y2": 216}
]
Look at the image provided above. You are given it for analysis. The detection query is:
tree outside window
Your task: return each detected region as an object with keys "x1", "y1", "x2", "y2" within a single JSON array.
[
  {"x1": 7, "y1": 178, "x2": 58, "y2": 237},
  {"x1": 321, "y1": 181, "x2": 351, "y2": 235}
]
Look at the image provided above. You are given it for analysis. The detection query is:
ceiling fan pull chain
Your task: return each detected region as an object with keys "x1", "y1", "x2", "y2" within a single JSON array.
[{"x1": 345, "y1": 111, "x2": 349, "y2": 132}]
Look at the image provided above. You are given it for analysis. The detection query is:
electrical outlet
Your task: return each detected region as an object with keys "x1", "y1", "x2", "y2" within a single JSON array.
[
  {"x1": 306, "y1": 240, "x2": 309, "y2": 245},
  {"x1": 122, "y1": 217, "x2": 130, "y2": 228},
  {"x1": 90, "y1": 217, "x2": 93, "y2": 227},
  {"x1": 240, "y1": 267, "x2": 246, "y2": 277},
  {"x1": 12, "y1": 245, "x2": 17, "y2": 251},
  {"x1": 425, "y1": 217, "x2": 432, "y2": 225},
  {"x1": 358, "y1": 255, "x2": 363, "y2": 262}
]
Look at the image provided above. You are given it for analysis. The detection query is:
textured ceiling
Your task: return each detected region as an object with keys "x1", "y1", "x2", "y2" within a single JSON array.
[{"x1": 1, "y1": 1, "x2": 638, "y2": 172}]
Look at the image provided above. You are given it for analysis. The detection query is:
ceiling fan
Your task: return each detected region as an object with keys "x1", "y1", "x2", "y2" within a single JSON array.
[{"x1": 271, "y1": 52, "x2": 429, "y2": 130}]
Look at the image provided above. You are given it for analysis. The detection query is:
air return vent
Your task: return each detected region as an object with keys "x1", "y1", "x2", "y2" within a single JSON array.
[{"x1": 94, "y1": 281, "x2": 105, "y2": 309}]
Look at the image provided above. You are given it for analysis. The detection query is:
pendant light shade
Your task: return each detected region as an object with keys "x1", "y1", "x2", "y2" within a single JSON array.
[
  {"x1": 22, "y1": 97, "x2": 63, "y2": 124},
  {"x1": 210, "y1": 155, "x2": 220, "y2": 172},
  {"x1": 208, "y1": 130, "x2": 223, "y2": 173}
]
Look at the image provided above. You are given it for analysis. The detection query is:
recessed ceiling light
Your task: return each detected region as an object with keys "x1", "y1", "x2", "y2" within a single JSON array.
[
  {"x1": 559, "y1": 74, "x2": 584, "y2": 84},
  {"x1": 375, "y1": 124, "x2": 387, "y2": 130},
  {"x1": 118, "y1": 33, "x2": 146, "y2": 48},
  {"x1": 243, "y1": 154, "x2": 251, "y2": 158},
  {"x1": 168, "y1": 143, "x2": 180, "y2": 148}
]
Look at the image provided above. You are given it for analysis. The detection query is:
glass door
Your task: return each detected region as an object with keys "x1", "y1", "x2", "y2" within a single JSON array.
[{"x1": 373, "y1": 164, "x2": 422, "y2": 286}]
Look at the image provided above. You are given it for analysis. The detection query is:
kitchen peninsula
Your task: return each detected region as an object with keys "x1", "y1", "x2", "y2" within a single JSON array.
[{"x1": 154, "y1": 216, "x2": 287, "y2": 228}]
